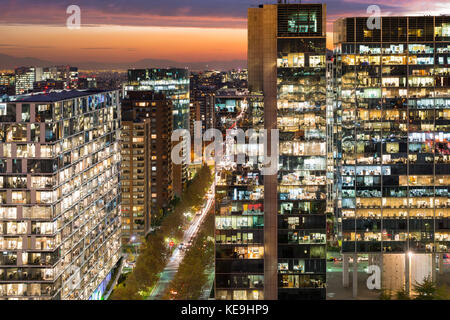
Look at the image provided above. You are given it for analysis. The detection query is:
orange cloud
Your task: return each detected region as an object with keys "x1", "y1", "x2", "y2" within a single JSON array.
[{"x1": 0, "y1": 24, "x2": 247, "y2": 63}]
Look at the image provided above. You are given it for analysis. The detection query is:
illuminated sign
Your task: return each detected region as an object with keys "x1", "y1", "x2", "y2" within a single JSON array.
[{"x1": 89, "y1": 271, "x2": 112, "y2": 300}]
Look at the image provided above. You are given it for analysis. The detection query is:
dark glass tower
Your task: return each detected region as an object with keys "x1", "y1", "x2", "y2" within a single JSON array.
[
  {"x1": 214, "y1": 90, "x2": 265, "y2": 300},
  {"x1": 248, "y1": 2, "x2": 328, "y2": 300}
]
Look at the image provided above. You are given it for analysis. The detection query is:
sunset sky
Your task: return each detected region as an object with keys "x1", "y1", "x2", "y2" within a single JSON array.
[{"x1": 0, "y1": 0, "x2": 449, "y2": 64}]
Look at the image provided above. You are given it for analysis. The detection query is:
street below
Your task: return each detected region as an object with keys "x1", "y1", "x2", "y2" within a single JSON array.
[{"x1": 147, "y1": 184, "x2": 215, "y2": 300}]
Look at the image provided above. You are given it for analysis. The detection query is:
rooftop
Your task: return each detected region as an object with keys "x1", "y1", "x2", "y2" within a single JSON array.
[{"x1": 13, "y1": 89, "x2": 113, "y2": 103}]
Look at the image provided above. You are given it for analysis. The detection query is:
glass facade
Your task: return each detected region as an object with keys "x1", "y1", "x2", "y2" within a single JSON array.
[
  {"x1": 247, "y1": 2, "x2": 328, "y2": 300},
  {"x1": 277, "y1": 4, "x2": 328, "y2": 299},
  {"x1": 15, "y1": 67, "x2": 38, "y2": 95},
  {"x1": 0, "y1": 90, "x2": 121, "y2": 299},
  {"x1": 214, "y1": 92, "x2": 265, "y2": 300},
  {"x1": 333, "y1": 16, "x2": 450, "y2": 291},
  {"x1": 125, "y1": 69, "x2": 189, "y2": 131}
]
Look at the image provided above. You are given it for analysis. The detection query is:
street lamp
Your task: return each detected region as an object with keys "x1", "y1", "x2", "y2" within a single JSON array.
[
  {"x1": 184, "y1": 212, "x2": 192, "y2": 219},
  {"x1": 407, "y1": 251, "x2": 413, "y2": 295},
  {"x1": 129, "y1": 235, "x2": 138, "y2": 261}
]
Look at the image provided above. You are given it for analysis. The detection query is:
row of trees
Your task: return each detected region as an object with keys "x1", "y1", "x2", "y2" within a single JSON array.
[
  {"x1": 162, "y1": 213, "x2": 215, "y2": 300},
  {"x1": 163, "y1": 165, "x2": 214, "y2": 240},
  {"x1": 110, "y1": 165, "x2": 213, "y2": 300},
  {"x1": 380, "y1": 276, "x2": 450, "y2": 300}
]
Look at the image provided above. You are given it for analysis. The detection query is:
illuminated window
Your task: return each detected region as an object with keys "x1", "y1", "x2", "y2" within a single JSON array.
[
  {"x1": 309, "y1": 55, "x2": 325, "y2": 67},
  {"x1": 363, "y1": 30, "x2": 373, "y2": 38},
  {"x1": 435, "y1": 23, "x2": 450, "y2": 37},
  {"x1": 408, "y1": 28, "x2": 424, "y2": 37},
  {"x1": 288, "y1": 12, "x2": 317, "y2": 33}
]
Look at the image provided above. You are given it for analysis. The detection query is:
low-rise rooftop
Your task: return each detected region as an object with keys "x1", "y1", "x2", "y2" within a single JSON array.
[{"x1": 13, "y1": 89, "x2": 112, "y2": 102}]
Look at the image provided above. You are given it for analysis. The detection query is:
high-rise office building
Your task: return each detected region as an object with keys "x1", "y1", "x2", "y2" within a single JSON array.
[
  {"x1": 0, "y1": 73, "x2": 15, "y2": 96},
  {"x1": 15, "y1": 67, "x2": 42, "y2": 95},
  {"x1": 78, "y1": 77, "x2": 97, "y2": 90},
  {"x1": 120, "y1": 91, "x2": 173, "y2": 246},
  {"x1": 190, "y1": 90, "x2": 215, "y2": 137},
  {"x1": 15, "y1": 66, "x2": 79, "y2": 95},
  {"x1": 333, "y1": 16, "x2": 450, "y2": 295},
  {"x1": 33, "y1": 80, "x2": 66, "y2": 93},
  {"x1": 188, "y1": 99, "x2": 203, "y2": 179},
  {"x1": 0, "y1": 74, "x2": 14, "y2": 87},
  {"x1": 0, "y1": 90, "x2": 122, "y2": 300},
  {"x1": 248, "y1": 1, "x2": 328, "y2": 300},
  {"x1": 125, "y1": 69, "x2": 190, "y2": 196},
  {"x1": 41, "y1": 66, "x2": 79, "y2": 89},
  {"x1": 214, "y1": 90, "x2": 265, "y2": 300},
  {"x1": 189, "y1": 89, "x2": 216, "y2": 179}
]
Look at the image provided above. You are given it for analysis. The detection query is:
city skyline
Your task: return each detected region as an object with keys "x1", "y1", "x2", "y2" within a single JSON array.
[
  {"x1": 0, "y1": 0, "x2": 449, "y2": 67},
  {"x1": 0, "y1": 0, "x2": 449, "y2": 304}
]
